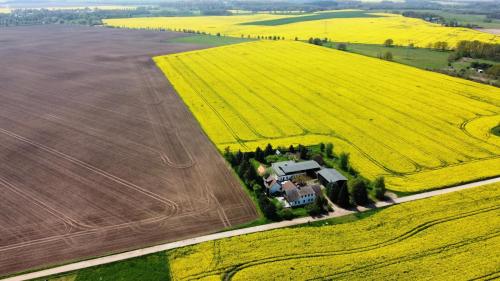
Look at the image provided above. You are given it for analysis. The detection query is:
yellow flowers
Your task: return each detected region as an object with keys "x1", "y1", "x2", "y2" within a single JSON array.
[
  {"x1": 104, "y1": 11, "x2": 500, "y2": 47},
  {"x1": 168, "y1": 183, "x2": 500, "y2": 280},
  {"x1": 154, "y1": 40, "x2": 500, "y2": 192}
]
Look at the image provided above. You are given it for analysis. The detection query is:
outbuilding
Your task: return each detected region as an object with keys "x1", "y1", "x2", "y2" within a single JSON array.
[
  {"x1": 271, "y1": 160, "x2": 321, "y2": 182},
  {"x1": 317, "y1": 168, "x2": 348, "y2": 188}
]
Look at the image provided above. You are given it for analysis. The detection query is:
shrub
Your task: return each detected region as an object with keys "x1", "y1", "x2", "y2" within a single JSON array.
[
  {"x1": 373, "y1": 176, "x2": 386, "y2": 200},
  {"x1": 350, "y1": 177, "x2": 369, "y2": 206}
]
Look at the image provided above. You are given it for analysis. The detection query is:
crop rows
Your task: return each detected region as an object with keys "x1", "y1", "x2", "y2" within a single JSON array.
[
  {"x1": 104, "y1": 12, "x2": 500, "y2": 47},
  {"x1": 154, "y1": 40, "x2": 500, "y2": 192},
  {"x1": 167, "y1": 182, "x2": 500, "y2": 280}
]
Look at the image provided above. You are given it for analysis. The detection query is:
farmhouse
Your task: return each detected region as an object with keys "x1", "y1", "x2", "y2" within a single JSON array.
[
  {"x1": 264, "y1": 175, "x2": 281, "y2": 194},
  {"x1": 317, "y1": 168, "x2": 348, "y2": 188},
  {"x1": 284, "y1": 185, "x2": 321, "y2": 207},
  {"x1": 271, "y1": 160, "x2": 321, "y2": 182}
]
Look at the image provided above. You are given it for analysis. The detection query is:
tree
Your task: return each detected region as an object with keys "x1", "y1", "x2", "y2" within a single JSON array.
[
  {"x1": 244, "y1": 164, "x2": 258, "y2": 184},
  {"x1": 327, "y1": 181, "x2": 350, "y2": 208},
  {"x1": 223, "y1": 146, "x2": 233, "y2": 163},
  {"x1": 294, "y1": 37, "x2": 299, "y2": 41},
  {"x1": 288, "y1": 145, "x2": 295, "y2": 153},
  {"x1": 433, "y1": 41, "x2": 448, "y2": 51},
  {"x1": 320, "y1": 142, "x2": 325, "y2": 152},
  {"x1": 237, "y1": 159, "x2": 250, "y2": 177},
  {"x1": 305, "y1": 203, "x2": 320, "y2": 216},
  {"x1": 383, "y1": 51, "x2": 393, "y2": 61},
  {"x1": 327, "y1": 182, "x2": 340, "y2": 202},
  {"x1": 253, "y1": 183, "x2": 263, "y2": 194},
  {"x1": 339, "y1": 152, "x2": 350, "y2": 171},
  {"x1": 350, "y1": 177, "x2": 369, "y2": 206},
  {"x1": 337, "y1": 43, "x2": 347, "y2": 51},
  {"x1": 292, "y1": 174, "x2": 308, "y2": 186},
  {"x1": 298, "y1": 145, "x2": 309, "y2": 159},
  {"x1": 312, "y1": 38, "x2": 323, "y2": 46},
  {"x1": 384, "y1": 38, "x2": 394, "y2": 47},
  {"x1": 487, "y1": 65, "x2": 500, "y2": 78},
  {"x1": 258, "y1": 193, "x2": 279, "y2": 221},
  {"x1": 373, "y1": 176, "x2": 386, "y2": 200},
  {"x1": 315, "y1": 194, "x2": 328, "y2": 211},
  {"x1": 255, "y1": 147, "x2": 264, "y2": 162},
  {"x1": 312, "y1": 154, "x2": 324, "y2": 166},
  {"x1": 336, "y1": 184, "x2": 351, "y2": 208},
  {"x1": 278, "y1": 207, "x2": 295, "y2": 220},
  {"x1": 325, "y1": 143, "x2": 334, "y2": 158},
  {"x1": 234, "y1": 150, "x2": 243, "y2": 166},
  {"x1": 264, "y1": 143, "x2": 274, "y2": 156}
]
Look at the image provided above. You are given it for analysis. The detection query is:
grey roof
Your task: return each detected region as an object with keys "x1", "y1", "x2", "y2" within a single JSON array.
[
  {"x1": 285, "y1": 185, "x2": 317, "y2": 202},
  {"x1": 298, "y1": 185, "x2": 316, "y2": 197},
  {"x1": 310, "y1": 185, "x2": 322, "y2": 195},
  {"x1": 317, "y1": 168, "x2": 347, "y2": 183},
  {"x1": 271, "y1": 160, "x2": 295, "y2": 176},
  {"x1": 284, "y1": 188, "x2": 300, "y2": 202},
  {"x1": 272, "y1": 160, "x2": 321, "y2": 176}
]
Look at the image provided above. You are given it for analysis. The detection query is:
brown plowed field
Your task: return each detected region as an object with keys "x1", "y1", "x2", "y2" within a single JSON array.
[{"x1": 0, "y1": 25, "x2": 258, "y2": 277}]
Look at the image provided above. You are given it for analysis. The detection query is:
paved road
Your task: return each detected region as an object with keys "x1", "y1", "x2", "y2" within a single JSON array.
[{"x1": 3, "y1": 177, "x2": 499, "y2": 281}]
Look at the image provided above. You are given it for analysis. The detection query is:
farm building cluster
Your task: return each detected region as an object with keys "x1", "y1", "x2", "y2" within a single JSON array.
[{"x1": 264, "y1": 160, "x2": 347, "y2": 207}]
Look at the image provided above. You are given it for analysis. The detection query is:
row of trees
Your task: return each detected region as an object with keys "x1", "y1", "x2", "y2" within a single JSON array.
[
  {"x1": 308, "y1": 37, "x2": 329, "y2": 46},
  {"x1": 451, "y1": 40, "x2": 500, "y2": 62},
  {"x1": 326, "y1": 176, "x2": 386, "y2": 209},
  {"x1": 224, "y1": 142, "x2": 387, "y2": 220},
  {"x1": 224, "y1": 143, "x2": 336, "y2": 220}
]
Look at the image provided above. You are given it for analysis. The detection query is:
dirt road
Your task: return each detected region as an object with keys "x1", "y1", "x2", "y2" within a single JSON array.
[{"x1": 3, "y1": 177, "x2": 498, "y2": 281}]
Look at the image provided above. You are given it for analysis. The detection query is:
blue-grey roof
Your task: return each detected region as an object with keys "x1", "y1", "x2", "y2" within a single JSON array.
[
  {"x1": 272, "y1": 160, "x2": 321, "y2": 176},
  {"x1": 271, "y1": 160, "x2": 295, "y2": 176},
  {"x1": 317, "y1": 168, "x2": 347, "y2": 183}
]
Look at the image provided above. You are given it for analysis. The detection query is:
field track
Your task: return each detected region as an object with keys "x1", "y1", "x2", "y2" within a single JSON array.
[
  {"x1": 0, "y1": 25, "x2": 257, "y2": 277},
  {"x1": 2, "y1": 177, "x2": 498, "y2": 281}
]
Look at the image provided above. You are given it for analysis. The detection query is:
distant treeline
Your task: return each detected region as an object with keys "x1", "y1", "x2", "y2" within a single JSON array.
[
  {"x1": 0, "y1": 8, "x2": 156, "y2": 26},
  {"x1": 401, "y1": 11, "x2": 479, "y2": 28},
  {"x1": 450, "y1": 40, "x2": 500, "y2": 62}
]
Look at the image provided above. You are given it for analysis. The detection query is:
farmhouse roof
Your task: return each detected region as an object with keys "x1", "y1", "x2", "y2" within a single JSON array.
[
  {"x1": 310, "y1": 185, "x2": 322, "y2": 195},
  {"x1": 284, "y1": 188, "x2": 300, "y2": 202},
  {"x1": 272, "y1": 160, "x2": 321, "y2": 176},
  {"x1": 282, "y1": 181, "x2": 296, "y2": 191},
  {"x1": 298, "y1": 185, "x2": 316, "y2": 197},
  {"x1": 317, "y1": 168, "x2": 347, "y2": 183},
  {"x1": 284, "y1": 185, "x2": 319, "y2": 202}
]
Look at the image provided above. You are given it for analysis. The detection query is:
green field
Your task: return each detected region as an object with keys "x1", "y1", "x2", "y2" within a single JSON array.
[
  {"x1": 35, "y1": 252, "x2": 170, "y2": 281},
  {"x1": 325, "y1": 42, "x2": 451, "y2": 69},
  {"x1": 240, "y1": 10, "x2": 381, "y2": 26},
  {"x1": 325, "y1": 42, "x2": 499, "y2": 77},
  {"x1": 394, "y1": 9, "x2": 500, "y2": 29},
  {"x1": 167, "y1": 34, "x2": 254, "y2": 46}
]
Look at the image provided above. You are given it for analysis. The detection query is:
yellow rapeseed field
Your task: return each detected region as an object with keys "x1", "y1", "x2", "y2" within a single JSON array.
[
  {"x1": 154, "y1": 40, "x2": 500, "y2": 192},
  {"x1": 104, "y1": 11, "x2": 500, "y2": 47},
  {"x1": 168, "y1": 182, "x2": 500, "y2": 280}
]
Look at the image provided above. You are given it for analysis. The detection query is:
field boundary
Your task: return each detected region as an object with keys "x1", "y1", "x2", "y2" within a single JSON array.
[{"x1": 3, "y1": 176, "x2": 499, "y2": 281}]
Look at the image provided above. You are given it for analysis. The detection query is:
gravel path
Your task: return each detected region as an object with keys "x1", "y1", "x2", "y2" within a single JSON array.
[{"x1": 3, "y1": 177, "x2": 499, "y2": 281}]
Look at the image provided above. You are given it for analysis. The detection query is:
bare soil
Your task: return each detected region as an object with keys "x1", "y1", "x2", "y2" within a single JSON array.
[
  {"x1": 475, "y1": 28, "x2": 500, "y2": 35},
  {"x1": 0, "y1": 25, "x2": 258, "y2": 277}
]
